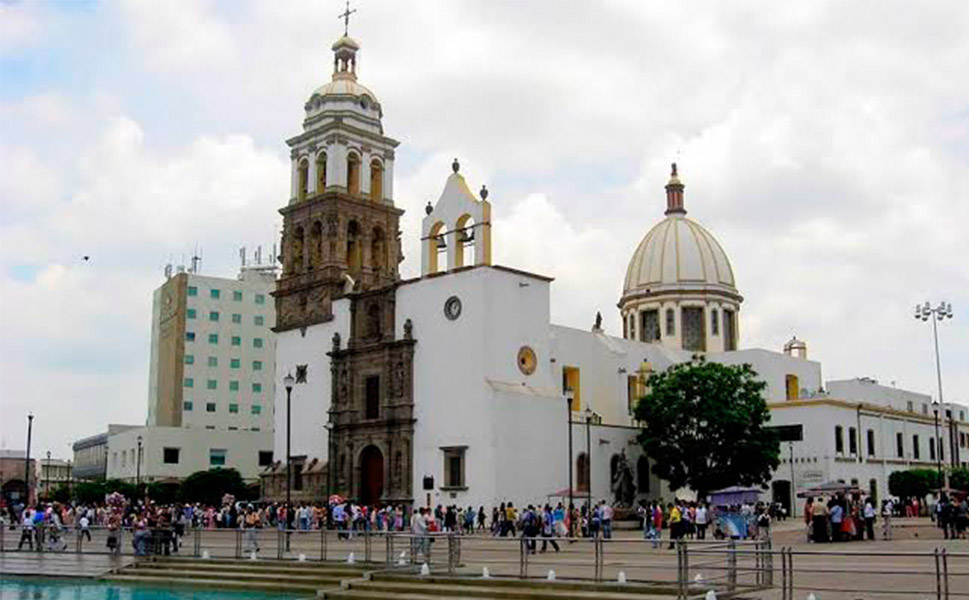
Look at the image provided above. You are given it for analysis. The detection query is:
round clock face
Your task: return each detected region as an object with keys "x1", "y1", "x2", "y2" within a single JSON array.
[
  {"x1": 444, "y1": 296, "x2": 462, "y2": 321},
  {"x1": 517, "y1": 346, "x2": 537, "y2": 376}
]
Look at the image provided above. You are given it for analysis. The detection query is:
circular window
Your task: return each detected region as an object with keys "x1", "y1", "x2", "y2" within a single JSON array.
[
  {"x1": 517, "y1": 346, "x2": 537, "y2": 376},
  {"x1": 444, "y1": 296, "x2": 462, "y2": 321}
]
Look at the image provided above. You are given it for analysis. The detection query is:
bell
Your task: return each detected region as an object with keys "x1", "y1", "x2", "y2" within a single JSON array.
[
  {"x1": 462, "y1": 227, "x2": 475, "y2": 243},
  {"x1": 436, "y1": 235, "x2": 447, "y2": 249}
]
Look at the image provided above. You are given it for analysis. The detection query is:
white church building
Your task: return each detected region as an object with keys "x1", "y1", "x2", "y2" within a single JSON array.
[{"x1": 266, "y1": 31, "x2": 967, "y2": 513}]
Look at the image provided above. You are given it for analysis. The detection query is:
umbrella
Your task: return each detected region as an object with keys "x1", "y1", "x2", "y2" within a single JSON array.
[{"x1": 328, "y1": 494, "x2": 345, "y2": 504}]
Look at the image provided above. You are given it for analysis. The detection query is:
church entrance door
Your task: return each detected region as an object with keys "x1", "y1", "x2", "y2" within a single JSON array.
[{"x1": 359, "y1": 445, "x2": 384, "y2": 506}]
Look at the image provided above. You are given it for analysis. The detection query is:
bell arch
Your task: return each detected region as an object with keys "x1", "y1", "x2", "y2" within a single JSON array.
[
  {"x1": 310, "y1": 220, "x2": 323, "y2": 268},
  {"x1": 297, "y1": 159, "x2": 309, "y2": 201},
  {"x1": 370, "y1": 159, "x2": 383, "y2": 201},
  {"x1": 347, "y1": 152, "x2": 361, "y2": 196},
  {"x1": 292, "y1": 225, "x2": 305, "y2": 273},
  {"x1": 347, "y1": 220, "x2": 362, "y2": 275},
  {"x1": 426, "y1": 221, "x2": 446, "y2": 274},
  {"x1": 371, "y1": 226, "x2": 387, "y2": 275},
  {"x1": 455, "y1": 213, "x2": 476, "y2": 268},
  {"x1": 316, "y1": 152, "x2": 327, "y2": 193}
]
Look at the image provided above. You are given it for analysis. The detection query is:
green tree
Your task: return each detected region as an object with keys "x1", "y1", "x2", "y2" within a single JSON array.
[
  {"x1": 179, "y1": 468, "x2": 248, "y2": 506},
  {"x1": 888, "y1": 468, "x2": 940, "y2": 499},
  {"x1": 146, "y1": 481, "x2": 181, "y2": 504},
  {"x1": 633, "y1": 358, "x2": 780, "y2": 498},
  {"x1": 73, "y1": 481, "x2": 106, "y2": 505},
  {"x1": 950, "y1": 467, "x2": 969, "y2": 492}
]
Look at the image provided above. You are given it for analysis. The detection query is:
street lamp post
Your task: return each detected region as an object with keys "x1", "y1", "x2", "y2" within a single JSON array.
[
  {"x1": 25, "y1": 413, "x2": 33, "y2": 505},
  {"x1": 566, "y1": 394, "x2": 574, "y2": 512},
  {"x1": 45, "y1": 450, "x2": 51, "y2": 499},
  {"x1": 283, "y1": 373, "x2": 295, "y2": 509},
  {"x1": 584, "y1": 407, "x2": 598, "y2": 510},
  {"x1": 136, "y1": 435, "x2": 143, "y2": 497},
  {"x1": 915, "y1": 301, "x2": 954, "y2": 492},
  {"x1": 324, "y1": 421, "x2": 334, "y2": 527}
]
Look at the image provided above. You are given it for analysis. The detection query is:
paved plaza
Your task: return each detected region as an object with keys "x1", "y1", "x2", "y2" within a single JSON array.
[{"x1": 2, "y1": 518, "x2": 965, "y2": 599}]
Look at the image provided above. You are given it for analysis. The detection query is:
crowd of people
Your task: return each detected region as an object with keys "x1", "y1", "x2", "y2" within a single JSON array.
[{"x1": 5, "y1": 490, "x2": 964, "y2": 557}]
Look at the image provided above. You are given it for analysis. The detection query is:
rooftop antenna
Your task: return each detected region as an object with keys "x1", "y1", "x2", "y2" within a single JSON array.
[
  {"x1": 272, "y1": 242, "x2": 278, "y2": 266},
  {"x1": 240, "y1": 246, "x2": 247, "y2": 268},
  {"x1": 164, "y1": 263, "x2": 173, "y2": 279},
  {"x1": 255, "y1": 245, "x2": 262, "y2": 265}
]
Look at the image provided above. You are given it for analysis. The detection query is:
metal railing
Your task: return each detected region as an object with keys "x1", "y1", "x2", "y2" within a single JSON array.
[{"x1": 3, "y1": 525, "x2": 965, "y2": 598}]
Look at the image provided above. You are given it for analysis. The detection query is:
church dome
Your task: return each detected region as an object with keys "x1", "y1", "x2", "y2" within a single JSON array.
[
  {"x1": 303, "y1": 32, "x2": 383, "y2": 124},
  {"x1": 622, "y1": 165, "x2": 738, "y2": 300}
]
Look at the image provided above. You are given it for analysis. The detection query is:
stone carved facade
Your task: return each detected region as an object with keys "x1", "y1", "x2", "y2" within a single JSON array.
[
  {"x1": 327, "y1": 285, "x2": 415, "y2": 506},
  {"x1": 275, "y1": 189, "x2": 403, "y2": 332}
]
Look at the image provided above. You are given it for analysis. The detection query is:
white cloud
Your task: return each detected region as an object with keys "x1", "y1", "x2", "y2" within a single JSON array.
[{"x1": 1, "y1": 0, "x2": 968, "y2": 454}]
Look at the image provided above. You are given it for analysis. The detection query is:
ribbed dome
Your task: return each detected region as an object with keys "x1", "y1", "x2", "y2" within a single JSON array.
[
  {"x1": 623, "y1": 214, "x2": 738, "y2": 297},
  {"x1": 309, "y1": 78, "x2": 379, "y2": 104}
]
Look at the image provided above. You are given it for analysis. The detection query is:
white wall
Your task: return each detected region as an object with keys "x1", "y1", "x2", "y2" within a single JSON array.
[
  {"x1": 713, "y1": 348, "x2": 823, "y2": 402},
  {"x1": 273, "y1": 301, "x2": 350, "y2": 462},
  {"x1": 107, "y1": 426, "x2": 273, "y2": 482}
]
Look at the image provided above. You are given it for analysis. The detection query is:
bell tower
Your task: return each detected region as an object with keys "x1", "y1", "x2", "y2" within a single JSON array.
[{"x1": 274, "y1": 30, "x2": 403, "y2": 332}]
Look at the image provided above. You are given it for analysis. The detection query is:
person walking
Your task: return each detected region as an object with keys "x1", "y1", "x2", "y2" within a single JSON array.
[
  {"x1": 881, "y1": 498, "x2": 894, "y2": 541},
  {"x1": 539, "y1": 505, "x2": 560, "y2": 553},
  {"x1": 695, "y1": 503, "x2": 709, "y2": 540},
  {"x1": 17, "y1": 509, "x2": 34, "y2": 551}
]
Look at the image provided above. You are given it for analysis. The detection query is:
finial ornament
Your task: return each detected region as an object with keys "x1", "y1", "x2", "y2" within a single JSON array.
[
  {"x1": 425, "y1": 201, "x2": 433, "y2": 215},
  {"x1": 664, "y1": 161, "x2": 686, "y2": 216},
  {"x1": 480, "y1": 185, "x2": 488, "y2": 200},
  {"x1": 452, "y1": 158, "x2": 460, "y2": 173},
  {"x1": 338, "y1": 1, "x2": 357, "y2": 37},
  {"x1": 671, "y1": 162, "x2": 678, "y2": 177}
]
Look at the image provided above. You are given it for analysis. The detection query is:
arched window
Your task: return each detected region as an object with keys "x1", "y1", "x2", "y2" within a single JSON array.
[
  {"x1": 309, "y1": 221, "x2": 323, "y2": 268},
  {"x1": 371, "y1": 227, "x2": 386, "y2": 275},
  {"x1": 316, "y1": 153, "x2": 327, "y2": 193},
  {"x1": 455, "y1": 214, "x2": 475, "y2": 268},
  {"x1": 347, "y1": 153, "x2": 361, "y2": 196},
  {"x1": 576, "y1": 453, "x2": 589, "y2": 493},
  {"x1": 785, "y1": 374, "x2": 799, "y2": 400},
  {"x1": 665, "y1": 308, "x2": 676, "y2": 336},
  {"x1": 297, "y1": 160, "x2": 309, "y2": 201},
  {"x1": 370, "y1": 159, "x2": 383, "y2": 201},
  {"x1": 292, "y1": 226, "x2": 305, "y2": 272},
  {"x1": 637, "y1": 455, "x2": 650, "y2": 494},
  {"x1": 834, "y1": 425, "x2": 844, "y2": 454},
  {"x1": 711, "y1": 308, "x2": 719, "y2": 336},
  {"x1": 347, "y1": 221, "x2": 361, "y2": 274},
  {"x1": 427, "y1": 221, "x2": 446, "y2": 274}
]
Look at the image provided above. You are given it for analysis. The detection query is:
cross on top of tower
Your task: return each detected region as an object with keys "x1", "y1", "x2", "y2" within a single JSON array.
[{"x1": 338, "y1": 0, "x2": 357, "y2": 36}]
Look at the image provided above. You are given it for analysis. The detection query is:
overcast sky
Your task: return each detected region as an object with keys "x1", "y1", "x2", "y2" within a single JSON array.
[{"x1": 1, "y1": 0, "x2": 967, "y2": 457}]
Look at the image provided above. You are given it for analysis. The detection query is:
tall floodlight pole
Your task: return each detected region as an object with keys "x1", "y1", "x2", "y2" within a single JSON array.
[
  {"x1": 25, "y1": 413, "x2": 33, "y2": 505},
  {"x1": 45, "y1": 450, "x2": 51, "y2": 499},
  {"x1": 136, "y1": 435, "x2": 143, "y2": 492},
  {"x1": 933, "y1": 401, "x2": 944, "y2": 489},
  {"x1": 915, "y1": 301, "x2": 954, "y2": 492}
]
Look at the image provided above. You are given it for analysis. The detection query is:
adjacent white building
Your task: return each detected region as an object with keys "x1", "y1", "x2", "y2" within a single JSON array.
[{"x1": 107, "y1": 263, "x2": 277, "y2": 483}]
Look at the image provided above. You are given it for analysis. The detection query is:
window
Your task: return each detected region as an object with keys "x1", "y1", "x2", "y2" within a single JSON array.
[
  {"x1": 913, "y1": 435, "x2": 921, "y2": 459},
  {"x1": 929, "y1": 438, "x2": 935, "y2": 461},
  {"x1": 252, "y1": 382, "x2": 262, "y2": 393},
  {"x1": 232, "y1": 313, "x2": 241, "y2": 324},
  {"x1": 867, "y1": 429, "x2": 876, "y2": 456},
  {"x1": 183, "y1": 377, "x2": 194, "y2": 388},
  {"x1": 205, "y1": 425, "x2": 215, "y2": 430},
  {"x1": 251, "y1": 427, "x2": 260, "y2": 431},
  {"x1": 255, "y1": 294, "x2": 265, "y2": 305},
  {"x1": 641, "y1": 310, "x2": 660, "y2": 342},
  {"x1": 347, "y1": 153, "x2": 360, "y2": 195},
  {"x1": 228, "y1": 426, "x2": 238, "y2": 431},
  {"x1": 365, "y1": 376, "x2": 380, "y2": 419},
  {"x1": 187, "y1": 308, "x2": 197, "y2": 319},
  {"x1": 230, "y1": 358, "x2": 240, "y2": 369},
  {"x1": 627, "y1": 375, "x2": 643, "y2": 416},
  {"x1": 184, "y1": 355, "x2": 194, "y2": 365},
  {"x1": 229, "y1": 381, "x2": 239, "y2": 391},
  {"x1": 254, "y1": 315, "x2": 264, "y2": 326},
  {"x1": 786, "y1": 374, "x2": 800, "y2": 400},
  {"x1": 576, "y1": 453, "x2": 590, "y2": 492},
  {"x1": 252, "y1": 405, "x2": 262, "y2": 415},
  {"x1": 207, "y1": 379, "x2": 217, "y2": 390},
  {"x1": 163, "y1": 448, "x2": 180, "y2": 464},
  {"x1": 209, "y1": 311, "x2": 219, "y2": 322},
  {"x1": 906, "y1": 401, "x2": 914, "y2": 412},
  {"x1": 896, "y1": 432, "x2": 904, "y2": 458},
  {"x1": 961, "y1": 432, "x2": 967, "y2": 448},
  {"x1": 210, "y1": 289, "x2": 220, "y2": 299},
  {"x1": 711, "y1": 308, "x2": 719, "y2": 336},
  {"x1": 835, "y1": 425, "x2": 844, "y2": 454},
  {"x1": 206, "y1": 402, "x2": 217, "y2": 413},
  {"x1": 208, "y1": 333, "x2": 218, "y2": 344},
  {"x1": 209, "y1": 449, "x2": 226, "y2": 466},
  {"x1": 665, "y1": 308, "x2": 676, "y2": 336},
  {"x1": 233, "y1": 291, "x2": 243, "y2": 301},
  {"x1": 563, "y1": 366, "x2": 581, "y2": 411},
  {"x1": 259, "y1": 451, "x2": 273, "y2": 467},
  {"x1": 188, "y1": 286, "x2": 198, "y2": 297},
  {"x1": 681, "y1": 307, "x2": 706, "y2": 351},
  {"x1": 370, "y1": 159, "x2": 383, "y2": 200},
  {"x1": 723, "y1": 310, "x2": 737, "y2": 351},
  {"x1": 848, "y1": 427, "x2": 857, "y2": 455},
  {"x1": 253, "y1": 338, "x2": 263, "y2": 349},
  {"x1": 186, "y1": 332, "x2": 196, "y2": 342},
  {"x1": 183, "y1": 400, "x2": 193, "y2": 411},
  {"x1": 229, "y1": 403, "x2": 239, "y2": 414},
  {"x1": 442, "y1": 447, "x2": 466, "y2": 488},
  {"x1": 231, "y1": 336, "x2": 241, "y2": 346},
  {"x1": 252, "y1": 360, "x2": 263, "y2": 371},
  {"x1": 207, "y1": 356, "x2": 218, "y2": 367}
]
